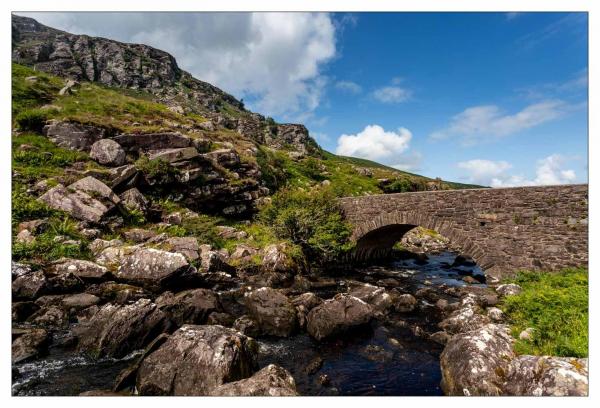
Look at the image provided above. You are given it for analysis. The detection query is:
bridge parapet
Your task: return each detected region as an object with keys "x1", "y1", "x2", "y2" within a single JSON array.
[{"x1": 338, "y1": 184, "x2": 588, "y2": 279}]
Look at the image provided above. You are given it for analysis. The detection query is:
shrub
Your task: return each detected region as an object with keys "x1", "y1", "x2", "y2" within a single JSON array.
[
  {"x1": 501, "y1": 268, "x2": 588, "y2": 357},
  {"x1": 381, "y1": 177, "x2": 427, "y2": 193},
  {"x1": 135, "y1": 156, "x2": 179, "y2": 182},
  {"x1": 260, "y1": 187, "x2": 354, "y2": 263},
  {"x1": 14, "y1": 108, "x2": 49, "y2": 133}
]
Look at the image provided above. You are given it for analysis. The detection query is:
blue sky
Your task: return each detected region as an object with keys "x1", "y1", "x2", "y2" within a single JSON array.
[{"x1": 21, "y1": 12, "x2": 588, "y2": 186}]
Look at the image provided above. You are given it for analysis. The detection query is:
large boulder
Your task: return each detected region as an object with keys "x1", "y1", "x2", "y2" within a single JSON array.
[
  {"x1": 244, "y1": 287, "x2": 297, "y2": 337},
  {"x1": 438, "y1": 295, "x2": 491, "y2": 335},
  {"x1": 51, "y1": 259, "x2": 110, "y2": 281},
  {"x1": 43, "y1": 121, "x2": 105, "y2": 151},
  {"x1": 116, "y1": 248, "x2": 194, "y2": 291},
  {"x1": 12, "y1": 328, "x2": 49, "y2": 363},
  {"x1": 440, "y1": 324, "x2": 515, "y2": 396},
  {"x1": 76, "y1": 298, "x2": 171, "y2": 358},
  {"x1": 12, "y1": 269, "x2": 48, "y2": 300},
  {"x1": 156, "y1": 289, "x2": 219, "y2": 326},
  {"x1": 209, "y1": 364, "x2": 298, "y2": 396},
  {"x1": 119, "y1": 188, "x2": 149, "y2": 214},
  {"x1": 348, "y1": 283, "x2": 394, "y2": 313},
  {"x1": 135, "y1": 325, "x2": 258, "y2": 395},
  {"x1": 90, "y1": 139, "x2": 126, "y2": 166},
  {"x1": 69, "y1": 176, "x2": 120, "y2": 208},
  {"x1": 503, "y1": 355, "x2": 588, "y2": 396},
  {"x1": 306, "y1": 294, "x2": 373, "y2": 341},
  {"x1": 38, "y1": 184, "x2": 109, "y2": 223}
]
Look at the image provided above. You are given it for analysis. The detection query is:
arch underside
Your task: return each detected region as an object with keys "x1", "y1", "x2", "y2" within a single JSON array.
[{"x1": 350, "y1": 211, "x2": 494, "y2": 274}]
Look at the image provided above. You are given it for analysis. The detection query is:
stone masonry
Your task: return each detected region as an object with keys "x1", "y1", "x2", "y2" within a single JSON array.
[{"x1": 338, "y1": 184, "x2": 588, "y2": 279}]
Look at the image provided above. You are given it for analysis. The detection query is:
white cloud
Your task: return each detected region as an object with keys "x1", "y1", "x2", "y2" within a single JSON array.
[
  {"x1": 335, "y1": 125, "x2": 412, "y2": 161},
  {"x1": 372, "y1": 86, "x2": 412, "y2": 103},
  {"x1": 457, "y1": 155, "x2": 577, "y2": 187},
  {"x1": 431, "y1": 100, "x2": 569, "y2": 145},
  {"x1": 391, "y1": 152, "x2": 423, "y2": 172},
  {"x1": 20, "y1": 12, "x2": 337, "y2": 118},
  {"x1": 335, "y1": 80, "x2": 362, "y2": 94}
]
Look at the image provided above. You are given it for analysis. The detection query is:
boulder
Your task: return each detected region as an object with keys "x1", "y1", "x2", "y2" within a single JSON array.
[
  {"x1": 440, "y1": 324, "x2": 514, "y2": 396},
  {"x1": 348, "y1": 284, "x2": 393, "y2": 313},
  {"x1": 43, "y1": 121, "x2": 105, "y2": 151},
  {"x1": 439, "y1": 301, "x2": 491, "y2": 335},
  {"x1": 199, "y1": 245, "x2": 231, "y2": 273},
  {"x1": 28, "y1": 305, "x2": 69, "y2": 328},
  {"x1": 148, "y1": 147, "x2": 199, "y2": 163},
  {"x1": 107, "y1": 164, "x2": 138, "y2": 189},
  {"x1": 16, "y1": 229, "x2": 35, "y2": 244},
  {"x1": 12, "y1": 261, "x2": 32, "y2": 280},
  {"x1": 233, "y1": 315, "x2": 261, "y2": 337},
  {"x1": 262, "y1": 243, "x2": 296, "y2": 273},
  {"x1": 202, "y1": 148, "x2": 240, "y2": 168},
  {"x1": 86, "y1": 281, "x2": 148, "y2": 304},
  {"x1": 395, "y1": 293, "x2": 418, "y2": 313},
  {"x1": 135, "y1": 325, "x2": 258, "y2": 395},
  {"x1": 69, "y1": 176, "x2": 120, "y2": 208},
  {"x1": 51, "y1": 259, "x2": 110, "y2": 280},
  {"x1": 209, "y1": 364, "x2": 298, "y2": 396},
  {"x1": 429, "y1": 331, "x2": 451, "y2": 345},
  {"x1": 503, "y1": 355, "x2": 588, "y2": 396},
  {"x1": 120, "y1": 188, "x2": 149, "y2": 213},
  {"x1": 487, "y1": 307, "x2": 505, "y2": 322},
  {"x1": 496, "y1": 283, "x2": 522, "y2": 297},
  {"x1": 163, "y1": 237, "x2": 199, "y2": 262},
  {"x1": 116, "y1": 248, "x2": 193, "y2": 291},
  {"x1": 122, "y1": 228, "x2": 157, "y2": 243},
  {"x1": 38, "y1": 184, "x2": 110, "y2": 223},
  {"x1": 306, "y1": 294, "x2": 373, "y2": 341},
  {"x1": 230, "y1": 244, "x2": 258, "y2": 261},
  {"x1": 12, "y1": 328, "x2": 49, "y2": 363},
  {"x1": 62, "y1": 293, "x2": 100, "y2": 310},
  {"x1": 244, "y1": 287, "x2": 297, "y2": 337},
  {"x1": 90, "y1": 139, "x2": 126, "y2": 166},
  {"x1": 12, "y1": 270, "x2": 48, "y2": 300},
  {"x1": 76, "y1": 298, "x2": 171, "y2": 358},
  {"x1": 113, "y1": 132, "x2": 192, "y2": 152},
  {"x1": 291, "y1": 292, "x2": 322, "y2": 311},
  {"x1": 156, "y1": 289, "x2": 219, "y2": 326}
]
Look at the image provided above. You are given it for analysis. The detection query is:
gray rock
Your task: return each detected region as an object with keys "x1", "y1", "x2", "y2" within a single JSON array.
[
  {"x1": 113, "y1": 132, "x2": 192, "y2": 152},
  {"x1": 69, "y1": 176, "x2": 120, "y2": 207},
  {"x1": 519, "y1": 327, "x2": 535, "y2": 341},
  {"x1": 122, "y1": 228, "x2": 157, "y2": 243},
  {"x1": 306, "y1": 294, "x2": 373, "y2": 341},
  {"x1": 120, "y1": 188, "x2": 149, "y2": 213},
  {"x1": 430, "y1": 331, "x2": 451, "y2": 345},
  {"x1": 348, "y1": 283, "x2": 394, "y2": 313},
  {"x1": 209, "y1": 364, "x2": 298, "y2": 396},
  {"x1": 12, "y1": 328, "x2": 49, "y2": 363},
  {"x1": 86, "y1": 281, "x2": 148, "y2": 304},
  {"x1": 107, "y1": 165, "x2": 138, "y2": 189},
  {"x1": 38, "y1": 184, "x2": 110, "y2": 223},
  {"x1": 52, "y1": 259, "x2": 110, "y2": 280},
  {"x1": 147, "y1": 147, "x2": 199, "y2": 163},
  {"x1": 487, "y1": 307, "x2": 505, "y2": 322},
  {"x1": 62, "y1": 293, "x2": 100, "y2": 309},
  {"x1": 163, "y1": 237, "x2": 199, "y2": 262},
  {"x1": 395, "y1": 293, "x2": 418, "y2": 313},
  {"x1": 116, "y1": 248, "x2": 192, "y2": 291},
  {"x1": 28, "y1": 305, "x2": 69, "y2": 328},
  {"x1": 262, "y1": 243, "x2": 296, "y2": 273},
  {"x1": 76, "y1": 298, "x2": 171, "y2": 358},
  {"x1": 202, "y1": 148, "x2": 240, "y2": 168},
  {"x1": 12, "y1": 270, "x2": 48, "y2": 300},
  {"x1": 230, "y1": 244, "x2": 258, "y2": 260},
  {"x1": 156, "y1": 289, "x2": 219, "y2": 326},
  {"x1": 244, "y1": 287, "x2": 297, "y2": 337},
  {"x1": 12, "y1": 261, "x2": 32, "y2": 280},
  {"x1": 496, "y1": 283, "x2": 522, "y2": 297},
  {"x1": 135, "y1": 325, "x2": 258, "y2": 395},
  {"x1": 504, "y1": 355, "x2": 588, "y2": 396},
  {"x1": 291, "y1": 292, "x2": 322, "y2": 311},
  {"x1": 233, "y1": 315, "x2": 261, "y2": 337},
  {"x1": 90, "y1": 139, "x2": 126, "y2": 166},
  {"x1": 440, "y1": 324, "x2": 515, "y2": 396},
  {"x1": 43, "y1": 121, "x2": 105, "y2": 151},
  {"x1": 439, "y1": 302, "x2": 491, "y2": 335}
]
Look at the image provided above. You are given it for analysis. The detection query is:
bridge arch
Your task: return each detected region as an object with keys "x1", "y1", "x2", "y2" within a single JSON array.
[{"x1": 350, "y1": 210, "x2": 491, "y2": 272}]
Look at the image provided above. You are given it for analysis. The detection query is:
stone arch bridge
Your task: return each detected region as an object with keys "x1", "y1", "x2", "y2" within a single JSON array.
[{"x1": 338, "y1": 184, "x2": 588, "y2": 279}]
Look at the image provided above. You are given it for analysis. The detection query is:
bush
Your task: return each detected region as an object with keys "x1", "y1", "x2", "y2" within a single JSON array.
[
  {"x1": 260, "y1": 187, "x2": 354, "y2": 263},
  {"x1": 135, "y1": 156, "x2": 179, "y2": 182},
  {"x1": 501, "y1": 268, "x2": 588, "y2": 357},
  {"x1": 14, "y1": 108, "x2": 49, "y2": 133},
  {"x1": 381, "y1": 177, "x2": 427, "y2": 193}
]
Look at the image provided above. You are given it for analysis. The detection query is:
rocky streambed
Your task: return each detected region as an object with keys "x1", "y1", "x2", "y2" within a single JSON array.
[
  {"x1": 13, "y1": 251, "x2": 482, "y2": 396},
  {"x1": 12, "y1": 249, "x2": 588, "y2": 396}
]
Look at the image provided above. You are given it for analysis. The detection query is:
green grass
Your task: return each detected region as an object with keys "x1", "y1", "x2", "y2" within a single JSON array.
[
  {"x1": 501, "y1": 268, "x2": 588, "y2": 358},
  {"x1": 12, "y1": 63, "x2": 63, "y2": 115}
]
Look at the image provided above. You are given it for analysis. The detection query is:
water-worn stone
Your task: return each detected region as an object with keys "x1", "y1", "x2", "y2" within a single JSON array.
[
  {"x1": 487, "y1": 307, "x2": 505, "y2": 322},
  {"x1": 90, "y1": 139, "x2": 126, "y2": 166},
  {"x1": 244, "y1": 287, "x2": 297, "y2": 337},
  {"x1": 438, "y1": 302, "x2": 491, "y2": 335},
  {"x1": 28, "y1": 305, "x2": 69, "y2": 328},
  {"x1": 503, "y1": 355, "x2": 588, "y2": 396},
  {"x1": 395, "y1": 293, "x2": 417, "y2": 313},
  {"x1": 156, "y1": 289, "x2": 219, "y2": 326},
  {"x1": 209, "y1": 364, "x2": 298, "y2": 396},
  {"x1": 440, "y1": 323, "x2": 515, "y2": 396},
  {"x1": 12, "y1": 328, "x2": 49, "y2": 363},
  {"x1": 135, "y1": 325, "x2": 258, "y2": 395},
  {"x1": 348, "y1": 283, "x2": 393, "y2": 313},
  {"x1": 76, "y1": 298, "x2": 171, "y2": 358},
  {"x1": 12, "y1": 270, "x2": 48, "y2": 300},
  {"x1": 116, "y1": 248, "x2": 193, "y2": 291},
  {"x1": 306, "y1": 294, "x2": 373, "y2": 341}
]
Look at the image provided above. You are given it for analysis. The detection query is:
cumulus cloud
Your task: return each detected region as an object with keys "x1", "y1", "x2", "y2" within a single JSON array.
[
  {"x1": 372, "y1": 86, "x2": 412, "y2": 103},
  {"x1": 430, "y1": 100, "x2": 569, "y2": 145},
  {"x1": 20, "y1": 12, "x2": 337, "y2": 118},
  {"x1": 457, "y1": 155, "x2": 577, "y2": 187},
  {"x1": 335, "y1": 80, "x2": 362, "y2": 94},
  {"x1": 335, "y1": 125, "x2": 412, "y2": 161}
]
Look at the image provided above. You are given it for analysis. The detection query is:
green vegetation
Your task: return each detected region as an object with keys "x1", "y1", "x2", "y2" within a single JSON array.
[
  {"x1": 260, "y1": 187, "x2": 354, "y2": 263},
  {"x1": 12, "y1": 63, "x2": 63, "y2": 115},
  {"x1": 134, "y1": 156, "x2": 179, "y2": 181},
  {"x1": 14, "y1": 108, "x2": 51, "y2": 133},
  {"x1": 501, "y1": 268, "x2": 588, "y2": 358}
]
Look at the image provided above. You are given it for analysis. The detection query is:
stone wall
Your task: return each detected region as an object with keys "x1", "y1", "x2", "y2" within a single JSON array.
[{"x1": 338, "y1": 184, "x2": 588, "y2": 279}]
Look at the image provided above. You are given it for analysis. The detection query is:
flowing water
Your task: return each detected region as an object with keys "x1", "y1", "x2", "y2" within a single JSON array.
[{"x1": 12, "y1": 251, "x2": 485, "y2": 396}]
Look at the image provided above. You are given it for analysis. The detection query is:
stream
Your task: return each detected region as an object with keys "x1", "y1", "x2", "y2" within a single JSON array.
[{"x1": 12, "y1": 251, "x2": 485, "y2": 396}]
